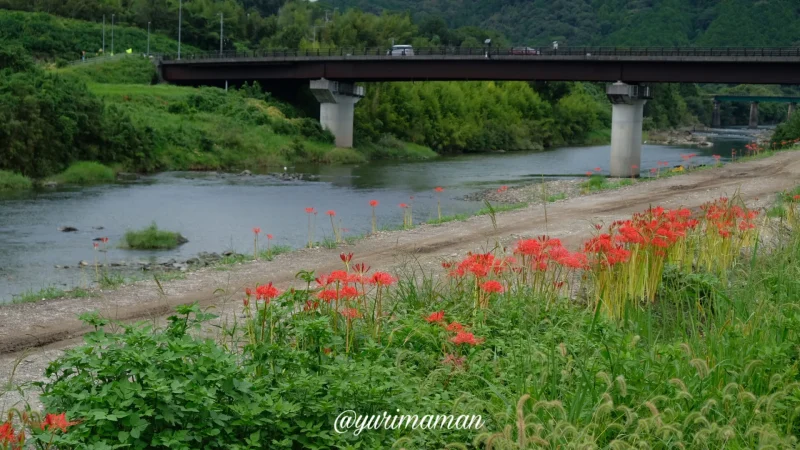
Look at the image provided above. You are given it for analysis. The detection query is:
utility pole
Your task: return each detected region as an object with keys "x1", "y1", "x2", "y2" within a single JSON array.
[
  {"x1": 178, "y1": 0, "x2": 182, "y2": 60},
  {"x1": 111, "y1": 14, "x2": 115, "y2": 55},
  {"x1": 102, "y1": 15, "x2": 105, "y2": 55},
  {"x1": 147, "y1": 22, "x2": 151, "y2": 56},
  {"x1": 219, "y1": 12, "x2": 224, "y2": 56}
]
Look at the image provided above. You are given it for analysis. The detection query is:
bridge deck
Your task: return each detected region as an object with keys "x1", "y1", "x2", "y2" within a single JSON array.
[{"x1": 158, "y1": 47, "x2": 800, "y2": 85}]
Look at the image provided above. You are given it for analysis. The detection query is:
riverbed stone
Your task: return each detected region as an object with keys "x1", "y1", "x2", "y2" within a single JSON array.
[
  {"x1": 239, "y1": 170, "x2": 252, "y2": 176},
  {"x1": 78, "y1": 261, "x2": 89, "y2": 267},
  {"x1": 58, "y1": 226, "x2": 78, "y2": 232},
  {"x1": 176, "y1": 234, "x2": 189, "y2": 245},
  {"x1": 116, "y1": 172, "x2": 139, "y2": 181}
]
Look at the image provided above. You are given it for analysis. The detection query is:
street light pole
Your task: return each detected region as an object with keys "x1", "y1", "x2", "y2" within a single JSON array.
[
  {"x1": 111, "y1": 14, "x2": 115, "y2": 55},
  {"x1": 178, "y1": 0, "x2": 182, "y2": 60},
  {"x1": 147, "y1": 22, "x2": 151, "y2": 56},
  {"x1": 219, "y1": 12, "x2": 224, "y2": 56}
]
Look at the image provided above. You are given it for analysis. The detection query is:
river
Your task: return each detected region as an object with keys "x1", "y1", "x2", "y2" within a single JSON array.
[{"x1": 0, "y1": 135, "x2": 752, "y2": 302}]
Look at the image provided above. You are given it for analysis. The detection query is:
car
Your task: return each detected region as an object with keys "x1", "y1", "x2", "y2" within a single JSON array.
[
  {"x1": 510, "y1": 47, "x2": 539, "y2": 55},
  {"x1": 387, "y1": 45, "x2": 414, "y2": 56}
]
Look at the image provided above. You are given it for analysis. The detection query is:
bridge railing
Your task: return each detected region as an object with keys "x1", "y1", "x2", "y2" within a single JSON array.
[{"x1": 159, "y1": 46, "x2": 800, "y2": 61}]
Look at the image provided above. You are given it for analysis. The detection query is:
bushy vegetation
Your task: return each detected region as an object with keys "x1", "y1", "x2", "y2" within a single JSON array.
[
  {"x1": 0, "y1": 170, "x2": 32, "y2": 191},
  {"x1": 123, "y1": 222, "x2": 186, "y2": 250},
  {"x1": 58, "y1": 55, "x2": 158, "y2": 84},
  {"x1": 22, "y1": 193, "x2": 800, "y2": 448},
  {"x1": 50, "y1": 162, "x2": 116, "y2": 185},
  {"x1": 336, "y1": 0, "x2": 800, "y2": 49},
  {"x1": 773, "y1": 112, "x2": 800, "y2": 146}
]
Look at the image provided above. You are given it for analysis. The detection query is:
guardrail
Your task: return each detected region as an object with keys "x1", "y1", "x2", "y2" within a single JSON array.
[{"x1": 159, "y1": 46, "x2": 800, "y2": 61}]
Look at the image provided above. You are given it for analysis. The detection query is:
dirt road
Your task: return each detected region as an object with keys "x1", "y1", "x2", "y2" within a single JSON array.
[{"x1": 2, "y1": 151, "x2": 799, "y2": 410}]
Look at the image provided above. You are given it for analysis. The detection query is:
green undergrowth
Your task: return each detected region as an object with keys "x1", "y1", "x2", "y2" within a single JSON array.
[
  {"x1": 56, "y1": 55, "x2": 158, "y2": 84},
  {"x1": 0, "y1": 170, "x2": 32, "y2": 191},
  {"x1": 48, "y1": 162, "x2": 116, "y2": 185},
  {"x1": 768, "y1": 185, "x2": 800, "y2": 218},
  {"x1": 122, "y1": 222, "x2": 186, "y2": 250},
  {"x1": 11, "y1": 286, "x2": 91, "y2": 304},
  {"x1": 27, "y1": 203, "x2": 800, "y2": 448}
]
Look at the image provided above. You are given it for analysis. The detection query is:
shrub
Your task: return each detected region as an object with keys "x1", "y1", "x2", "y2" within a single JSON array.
[
  {"x1": 0, "y1": 170, "x2": 32, "y2": 190},
  {"x1": 51, "y1": 162, "x2": 115, "y2": 184},
  {"x1": 296, "y1": 117, "x2": 335, "y2": 143},
  {"x1": 39, "y1": 305, "x2": 266, "y2": 449},
  {"x1": 123, "y1": 222, "x2": 187, "y2": 250},
  {"x1": 322, "y1": 148, "x2": 368, "y2": 164}
]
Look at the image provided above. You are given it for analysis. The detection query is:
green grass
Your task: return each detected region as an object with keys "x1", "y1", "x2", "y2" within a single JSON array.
[
  {"x1": 123, "y1": 222, "x2": 186, "y2": 250},
  {"x1": 57, "y1": 55, "x2": 157, "y2": 84},
  {"x1": 475, "y1": 201, "x2": 528, "y2": 215},
  {"x1": 50, "y1": 161, "x2": 115, "y2": 184},
  {"x1": 98, "y1": 272, "x2": 127, "y2": 289},
  {"x1": 359, "y1": 135, "x2": 439, "y2": 161},
  {"x1": 0, "y1": 170, "x2": 32, "y2": 191},
  {"x1": 546, "y1": 192, "x2": 567, "y2": 202},
  {"x1": 583, "y1": 128, "x2": 612, "y2": 145},
  {"x1": 580, "y1": 174, "x2": 635, "y2": 193},
  {"x1": 11, "y1": 286, "x2": 91, "y2": 304},
  {"x1": 258, "y1": 245, "x2": 292, "y2": 261}
]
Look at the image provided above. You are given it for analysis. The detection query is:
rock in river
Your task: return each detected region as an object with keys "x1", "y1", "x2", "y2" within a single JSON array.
[{"x1": 58, "y1": 226, "x2": 78, "y2": 232}]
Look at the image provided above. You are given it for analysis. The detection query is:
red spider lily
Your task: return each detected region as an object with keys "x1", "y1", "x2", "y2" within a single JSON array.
[
  {"x1": 441, "y1": 261, "x2": 453, "y2": 269},
  {"x1": 340, "y1": 252, "x2": 353, "y2": 264},
  {"x1": 594, "y1": 167, "x2": 601, "y2": 172},
  {"x1": 245, "y1": 288, "x2": 252, "y2": 297},
  {"x1": 305, "y1": 207, "x2": 316, "y2": 214},
  {"x1": 322, "y1": 347, "x2": 332, "y2": 355},
  {"x1": 369, "y1": 200, "x2": 379, "y2": 207},
  {"x1": 304, "y1": 300, "x2": 319, "y2": 311},
  {"x1": 369, "y1": 271, "x2": 397, "y2": 286},
  {"x1": 317, "y1": 289, "x2": 338, "y2": 302},
  {"x1": 425, "y1": 310, "x2": 445, "y2": 323},
  {"x1": 442, "y1": 354, "x2": 466, "y2": 367},
  {"x1": 712, "y1": 155, "x2": 721, "y2": 161},
  {"x1": 435, "y1": 186, "x2": 444, "y2": 193},
  {"x1": 340, "y1": 285, "x2": 359, "y2": 299},
  {"x1": 650, "y1": 168, "x2": 658, "y2": 174},
  {"x1": 446, "y1": 322, "x2": 464, "y2": 332},
  {"x1": 451, "y1": 331, "x2": 484, "y2": 346},
  {"x1": 93, "y1": 242, "x2": 99, "y2": 249},
  {"x1": 586, "y1": 171, "x2": 593, "y2": 177},
  {"x1": 267, "y1": 234, "x2": 273, "y2": 240},
  {"x1": 242, "y1": 297, "x2": 250, "y2": 307},
  {"x1": 353, "y1": 262, "x2": 371, "y2": 274},
  {"x1": 327, "y1": 270, "x2": 350, "y2": 284},
  {"x1": 255, "y1": 282, "x2": 280, "y2": 301},
  {"x1": 497, "y1": 185, "x2": 508, "y2": 193},
  {"x1": 399, "y1": 203, "x2": 408, "y2": 209},
  {"x1": 252, "y1": 227, "x2": 261, "y2": 234},
  {"x1": 0, "y1": 422, "x2": 15, "y2": 443},
  {"x1": 41, "y1": 412, "x2": 79, "y2": 432},
  {"x1": 793, "y1": 195, "x2": 800, "y2": 201},
  {"x1": 326, "y1": 210, "x2": 336, "y2": 217},
  {"x1": 480, "y1": 280, "x2": 504, "y2": 294},
  {"x1": 341, "y1": 308, "x2": 361, "y2": 319},
  {"x1": 101, "y1": 237, "x2": 109, "y2": 243}
]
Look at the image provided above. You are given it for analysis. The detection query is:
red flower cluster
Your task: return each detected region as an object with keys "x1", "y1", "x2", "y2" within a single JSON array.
[
  {"x1": 451, "y1": 331, "x2": 484, "y2": 346},
  {"x1": 255, "y1": 282, "x2": 281, "y2": 301},
  {"x1": 41, "y1": 413, "x2": 79, "y2": 433},
  {"x1": 701, "y1": 197, "x2": 758, "y2": 237},
  {"x1": 425, "y1": 310, "x2": 445, "y2": 323}
]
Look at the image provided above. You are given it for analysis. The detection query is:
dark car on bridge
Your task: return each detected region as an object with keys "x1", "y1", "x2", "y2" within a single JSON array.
[{"x1": 510, "y1": 47, "x2": 540, "y2": 55}]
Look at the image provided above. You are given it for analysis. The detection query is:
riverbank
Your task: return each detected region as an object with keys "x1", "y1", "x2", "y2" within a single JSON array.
[{"x1": 2, "y1": 149, "x2": 800, "y2": 423}]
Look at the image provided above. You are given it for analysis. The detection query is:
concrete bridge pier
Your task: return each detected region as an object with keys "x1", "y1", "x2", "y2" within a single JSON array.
[
  {"x1": 749, "y1": 102, "x2": 759, "y2": 129},
  {"x1": 606, "y1": 82, "x2": 651, "y2": 177},
  {"x1": 712, "y1": 100, "x2": 721, "y2": 128},
  {"x1": 309, "y1": 78, "x2": 365, "y2": 148},
  {"x1": 789, "y1": 102, "x2": 796, "y2": 120}
]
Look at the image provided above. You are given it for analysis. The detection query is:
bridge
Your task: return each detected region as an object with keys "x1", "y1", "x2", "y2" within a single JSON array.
[
  {"x1": 711, "y1": 95, "x2": 799, "y2": 128},
  {"x1": 157, "y1": 47, "x2": 800, "y2": 176}
]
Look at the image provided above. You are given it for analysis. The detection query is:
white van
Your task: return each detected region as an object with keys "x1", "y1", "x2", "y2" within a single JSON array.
[{"x1": 388, "y1": 45, "x2": 414, "y2": 56}]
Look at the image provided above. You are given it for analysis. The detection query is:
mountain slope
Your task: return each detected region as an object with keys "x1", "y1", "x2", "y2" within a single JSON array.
[{"x1": 333, "y1": 0, "x2": 800, "y2": 46}]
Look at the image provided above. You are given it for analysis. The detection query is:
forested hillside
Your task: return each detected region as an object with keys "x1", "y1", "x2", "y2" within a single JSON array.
[{"x1": 332, "y1": 0, "x2": 800, "y2": 47}]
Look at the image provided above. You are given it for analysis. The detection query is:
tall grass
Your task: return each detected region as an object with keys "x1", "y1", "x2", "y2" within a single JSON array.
[
  {"x1": 0, "y1": 170, "x2": 32, "y2": 190},
  {"x1": 50, "y1": 162, "x2": 115, "y2": 184},
  {"x1": 123, "y1": 222, "x2": 186, "y2": 250}
]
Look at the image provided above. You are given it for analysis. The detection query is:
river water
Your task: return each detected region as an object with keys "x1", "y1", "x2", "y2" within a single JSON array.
[{"x1": 0, "y1": 136, "x2": 750, "y2": 302}]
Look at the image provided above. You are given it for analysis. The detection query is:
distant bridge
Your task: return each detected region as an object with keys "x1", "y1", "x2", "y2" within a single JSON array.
[
  {"x1": 711, "y1": 95, "x2": 798, "y2": 128},
  {"x1": 158, "y1": 47, "x2": 800, "y2": 85},
  {"x1": 156, "y1": 47, "x2": 800, "y2": 176}
]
